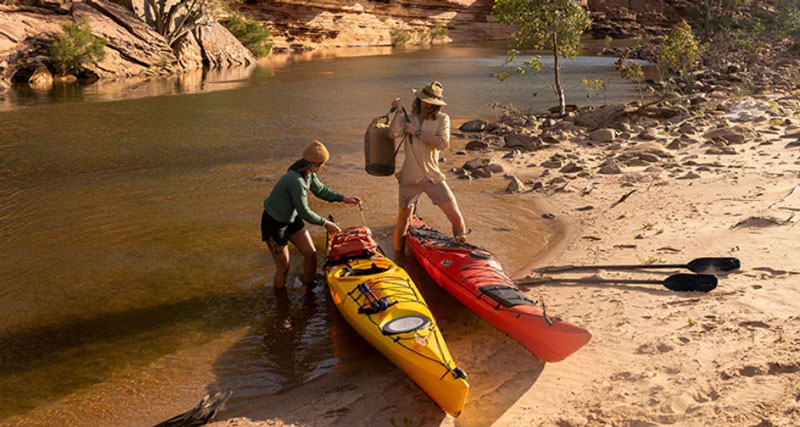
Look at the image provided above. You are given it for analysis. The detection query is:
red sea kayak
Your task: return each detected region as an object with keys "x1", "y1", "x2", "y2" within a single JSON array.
[{"x1": 405, "y1": 217, "x2": 592, "y2": 362}]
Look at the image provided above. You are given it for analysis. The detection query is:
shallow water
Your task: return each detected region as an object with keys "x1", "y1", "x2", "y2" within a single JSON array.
[{"x1": 0, "y1": 41, "x2": 636, "y2": 424}]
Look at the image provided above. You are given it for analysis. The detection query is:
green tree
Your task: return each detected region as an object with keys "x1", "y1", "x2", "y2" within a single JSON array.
[
  {"x1": 492, "y1": 0, "x2": 592, "y2": 116},
  {"x1": 659, "y1": 21, "x2": 704, "y2": 76},
  {"x1": 49, "y1": 19, "x2": 107, "y2": 76}
]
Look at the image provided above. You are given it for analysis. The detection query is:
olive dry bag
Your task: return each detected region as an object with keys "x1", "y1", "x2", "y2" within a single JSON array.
[{"x1": 364, "y1": 111, "x2": 399, "y2": 176}]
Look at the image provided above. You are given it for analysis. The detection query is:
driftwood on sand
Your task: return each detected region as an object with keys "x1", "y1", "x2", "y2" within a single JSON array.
[{"x1": 154, "y1": 391, "x2": 231, "y2": 427}]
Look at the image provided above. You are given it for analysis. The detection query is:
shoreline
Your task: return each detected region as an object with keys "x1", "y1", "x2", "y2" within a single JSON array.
[{"x1": 209, "y1": 74, "x2": 800, "y2": 427}]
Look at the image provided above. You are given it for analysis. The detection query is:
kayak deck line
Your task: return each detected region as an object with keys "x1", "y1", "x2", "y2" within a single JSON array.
[{"x1": 344, "y1": 275, "x2": 462, "y2": 379}]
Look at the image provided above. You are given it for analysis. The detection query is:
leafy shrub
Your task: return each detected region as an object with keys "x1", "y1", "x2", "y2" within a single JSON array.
[
  {"x1": 659, "y1": 21, "x2": 704, "y2": 75},
  {"x1": 429, "y1": 23, "x2": 449, "y2": 43},
  {"x1": 49, "y1": 19, "x2": 107, "y2": 76},
  {"x1": 723, "y1": 19, "x2": 765, "y2": 51},
  {"x1": 615, "y1": 54, "x2": 645, "y2": 102},
  {"x1": 220, "y1": 10, "x2": 273, "y2": 58},
  {"x1": 390, "y1": 28, "x2": 412, "y2": 46},
  {"x1": 774, "y1": 0, "x2": 800, "y2": 38},
  {"x1": 582, "y1": 78, "x2": 606, "y2": 105}
]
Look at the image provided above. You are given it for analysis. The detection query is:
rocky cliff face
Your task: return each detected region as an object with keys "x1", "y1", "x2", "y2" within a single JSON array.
[
  {"x1": 235, "y1": 0, "x2": 686, "y2": 52},
  {"x1": 588, "y1": 0, "x2": 685, "y2": 38},
  {"x1": 233, "y1": 0, "x2": 510, "y2": 52},
  {"x1": 0, "y1": 0, "x2": 255, "y2": 91}
]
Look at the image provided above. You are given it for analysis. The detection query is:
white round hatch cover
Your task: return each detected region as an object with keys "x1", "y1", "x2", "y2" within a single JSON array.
[{"x1": 382, "y1": 315, "x2": 431, "y2": 335}]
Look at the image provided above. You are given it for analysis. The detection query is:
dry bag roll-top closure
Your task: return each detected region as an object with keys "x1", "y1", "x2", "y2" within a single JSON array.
[{"x1": 364, "y1": 109, "x2": 399, "y2": 176}]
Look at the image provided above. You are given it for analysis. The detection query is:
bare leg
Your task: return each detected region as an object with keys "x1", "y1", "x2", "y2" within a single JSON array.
[
  {"x1": 267, "y1": 240, "x2": 291, "y2": 288},
  {"x1": 289, "y1": 228, "x2": 317, "y2": 285},
  {"x1": 394, "y1": 206, "x2": 414, "y2": 253},
  {"x1": 437, "y1": 201, "x2": 466, "y2": 238}
]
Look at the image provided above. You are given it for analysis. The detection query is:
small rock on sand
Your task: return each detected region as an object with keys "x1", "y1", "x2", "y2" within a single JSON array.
[
  {"x1": 560, "y1": 162, "x2": 583, "y2": 174},
  {"x1": 589, "y1": 128, "x2": 616, "y2": 143},
  {"x1": 678, "y1": 172, "x2": 701, "y2": 179},
  {"x1": 459, "y1": 119, "x2": 488, "y2": 132},
  {"x1": 505, "y1": 176, "x2": 527, "y2": 193},
  {"x1": 598, "y1": 161, "x2": 623, "y2": 175},
  {"x1": 485, "y1": 163, "x2": 504, "y2": 173},
  {"x1": 465, "y1": 140, "x2": 489, "y2": 150},
  {"x1": 463, "y1": 158, "x2": 490, "y2": 170}
]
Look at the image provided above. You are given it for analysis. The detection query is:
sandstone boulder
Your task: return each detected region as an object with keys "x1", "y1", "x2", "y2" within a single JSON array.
[
  {"x1": 703, "y1": 127, "x2": 747, "y2": 145},
  {"x1": 174, "y1": 31, "x2": 204, "y2": 70},
  {"x1": 504, "y1": 132, "x2": 541, "y2": 150},
  {"x1": 459, "y1": 119, "x2": 487, "y2": 132},
  {"x1": 196, "y1": 21, "x2": 256, "y2": 67},
  {"x1": 589, "y1": 128, "x2": 616, "y2": 143},
  {"x1": 28, "y1": 64, "x2": 52, "y2": 88}
]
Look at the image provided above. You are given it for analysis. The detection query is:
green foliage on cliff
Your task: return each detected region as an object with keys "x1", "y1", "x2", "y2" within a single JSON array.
[
  {"x1": 390, "y1": 24, "x2": 448, "y2": 46},
  {"x1": 221, "y1": 10, "x2": 273, "y2": 58},
  {"x1": 49, "y1": 19, "x2": 107, "y2": 76},
  {"x1": 491, "y1": 0, "x2": 592, "y2": 115},
  {"x1": 390, "y1": 28, "x2": 412, "y2": 46}
]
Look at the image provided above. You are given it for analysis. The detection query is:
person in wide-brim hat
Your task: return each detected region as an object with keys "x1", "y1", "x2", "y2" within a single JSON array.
[
  {"x1": 387, "y1": 80, "x2": 466, "y2": 254},
  {"x1": 412, "y1": 81, "x2": 447, "y2": 106},
  {"x1": 261, "y1": 140, "x2": 361, "y2": 288}
]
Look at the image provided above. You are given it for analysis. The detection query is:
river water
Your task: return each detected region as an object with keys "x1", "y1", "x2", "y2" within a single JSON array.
[{"x1": 0, "y1": 41, "x2": 637, "y2": 425}]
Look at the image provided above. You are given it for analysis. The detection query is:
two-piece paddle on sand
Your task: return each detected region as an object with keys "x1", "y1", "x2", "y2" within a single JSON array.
[
  {"x1": 533, "y1": 257, "x2": 740, "y2": 275},
  {"x1": 514, "y1": 273, "x2": 718, "y2": 293}
]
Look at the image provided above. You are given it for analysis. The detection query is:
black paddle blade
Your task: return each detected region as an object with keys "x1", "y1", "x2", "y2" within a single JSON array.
[
  {"x1": 686, "y1": 257, "x2": 740, "y2": 274},
  {"x1": 663, "y1": 274, "x2": 717, "y2": 292}
]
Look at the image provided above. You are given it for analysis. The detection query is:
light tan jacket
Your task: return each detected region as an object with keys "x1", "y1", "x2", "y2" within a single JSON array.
[{"x1": 388, "y1": 110, "x2": 450, "y2": 184}]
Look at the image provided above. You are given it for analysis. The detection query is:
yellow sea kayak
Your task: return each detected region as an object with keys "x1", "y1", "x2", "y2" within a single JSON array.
[{"x1": 325, "y1": 227, "x2": 469, "y2": 416}]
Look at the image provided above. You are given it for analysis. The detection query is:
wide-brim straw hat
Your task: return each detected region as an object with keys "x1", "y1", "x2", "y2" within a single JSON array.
[{"x1": 413, "y1": 81, "x2": 447, "y2": 106}]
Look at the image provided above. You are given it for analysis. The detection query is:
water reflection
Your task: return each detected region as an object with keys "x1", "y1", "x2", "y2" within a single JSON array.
[
  {"x1": 209, "y1": 285, "x2": 336, "y2": 412},
  {"x1": 0, "y1": 46, "x2": 404, "y2": 112},
  {"x1": 0, "y1": 40, "x2": 647, "y2": 113},
  {"x1": 0, "y1": 65, "x2": 259, "y2": 111}
]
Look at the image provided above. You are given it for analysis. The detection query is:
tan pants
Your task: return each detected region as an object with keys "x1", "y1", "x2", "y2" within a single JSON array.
[{"x1": 398, "y1": 180, "x2": 455, "y2": 209}]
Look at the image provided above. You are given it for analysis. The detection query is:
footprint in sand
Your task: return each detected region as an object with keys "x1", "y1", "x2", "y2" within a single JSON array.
[{"x1": 635, "y1": 342, "x2": 674, "y2": 354}]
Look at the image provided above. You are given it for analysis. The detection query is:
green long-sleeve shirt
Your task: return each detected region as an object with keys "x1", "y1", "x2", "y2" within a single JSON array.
[{"x1": 264, "y1": 170, "x2": 343, "y2": 226}]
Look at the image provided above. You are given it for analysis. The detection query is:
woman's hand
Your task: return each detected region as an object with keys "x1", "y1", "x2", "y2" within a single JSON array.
[
  {"x1": 404, "y1": 122, "x2": 419, "y2": 135},
  {"x1": 324, "y1": 220, "x2": 341, "y2": 234},
  {"x1": 342, "y1": 196, "x2": 361, "y2": 205},
  {"x1": 391, "y1": 98, "x2": 403, "y2": 110}
]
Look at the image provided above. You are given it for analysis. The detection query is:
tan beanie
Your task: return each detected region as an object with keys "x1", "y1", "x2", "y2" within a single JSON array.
[{"x1": 302, "y1": 140, "x2": 330, "y2": 163}]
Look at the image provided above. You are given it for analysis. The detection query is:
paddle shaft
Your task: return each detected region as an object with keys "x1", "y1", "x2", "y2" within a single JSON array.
[
  {"x1": 537, "y1": 264, "x2": 688, "y2": 273},
  {"x1": 515, "y1": 273, "x2": 718, "y2": 293},
  {"x1": 535, "y1": 257, "x2": 740, "y2": 274},
  {"x1": 517, "y1": 277, "x2": 667, "y2": 286}
]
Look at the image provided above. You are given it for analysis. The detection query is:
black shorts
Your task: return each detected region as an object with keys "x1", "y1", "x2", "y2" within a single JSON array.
[{"x1": 261, "y1": 210, "x2": 305, "y2": 247}]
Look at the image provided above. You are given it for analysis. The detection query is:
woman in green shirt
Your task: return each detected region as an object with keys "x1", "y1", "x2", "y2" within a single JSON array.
[{"x1": 262, "y1": 141, "x2": 361, "y2": 288}]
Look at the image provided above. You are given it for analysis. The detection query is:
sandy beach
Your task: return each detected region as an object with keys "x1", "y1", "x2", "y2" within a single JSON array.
[{"x1": 207, "y1": 78, "x2": 800, "y2": 427}]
